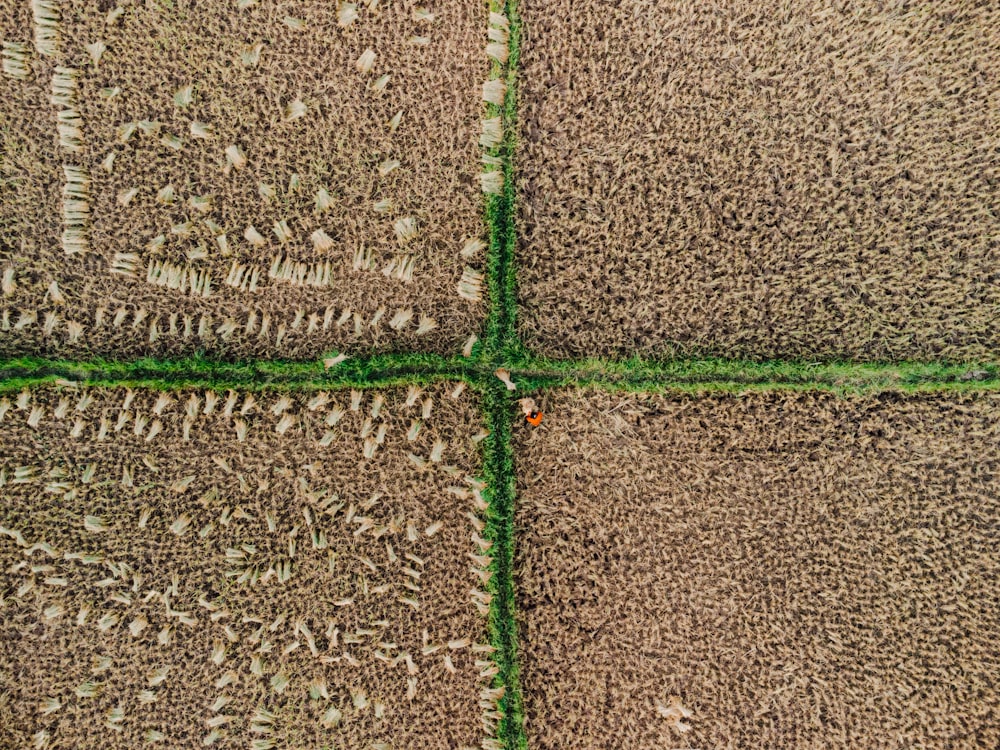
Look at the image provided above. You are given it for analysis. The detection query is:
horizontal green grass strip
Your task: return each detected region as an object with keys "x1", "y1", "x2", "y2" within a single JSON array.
[
  {"x1": 0, "y1": 353, "x2": 477, "y2": 393},
  {"x1": 510, "y1": 355, "x2": 1000, "y2": 395},
  {"x1": 4, "y1": 355, "x2": 999, "y2": 396}
]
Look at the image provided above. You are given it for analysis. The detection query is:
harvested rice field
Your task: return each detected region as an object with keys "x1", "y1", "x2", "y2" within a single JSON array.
[
  {"x1": 0, "y1": 383, "x2": 503, "y2": 749},
  {"x1": 516, "y1": 0, "x2": 1000, "y2": 361},
  {"x1": 0, "y1": 0, "x2": 497, "y2": 359},
  {"x1": 5, "y1": 0, "x2": 1000, "y2": 747},
  {"x1": 515, "y1": 389, "x2": 1000, "y2": 749}
]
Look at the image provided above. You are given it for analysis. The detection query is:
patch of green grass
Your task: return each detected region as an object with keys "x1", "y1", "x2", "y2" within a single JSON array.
[
  {"x1": 508, "y1": 354, "x2": 1000, "y2": 396},
  {"x1": 477, "y1": 0, "x2": 530, "y2": 746},
  {"x1": 481, "y1": 0, "x2": 523, "y2": 366},
  {"x1": 0, "y1": 353, "x2": 477, "y2": 393},
  {"x1": 477, "y1": 377, "x2": 528, "y2": 750},
  {"x1": 8, "y1": 353, "x2": 997, "y2": 398}
]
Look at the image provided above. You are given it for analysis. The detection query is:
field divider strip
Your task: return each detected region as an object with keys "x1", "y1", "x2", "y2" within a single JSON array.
[
  {"x1": 508, "y1": 356, "x2": 1000, "y2": 395},
  {"x1": 478, "y1": 377, "x2": 528, "y2": 750},
  {"x1": 4, "y1": 355, "x2": 1000, "y2": 395},
  {"x1": 0, "y1": 354, "x2": 479, "y2": 393},
  {"x1": 482, "y1": 0, "x2": 523, "y2": 364},
  {"x1": 477, "y1": 0, "x2": 530, "y2": 745}
]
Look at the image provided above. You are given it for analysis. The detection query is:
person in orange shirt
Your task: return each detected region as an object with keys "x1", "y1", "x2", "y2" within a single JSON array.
[{"x1": 519, "y1": 397, "x2": 543, "y2": 426}]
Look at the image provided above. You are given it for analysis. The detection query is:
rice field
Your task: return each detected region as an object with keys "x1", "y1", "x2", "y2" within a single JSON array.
[
  {"x1": 514, "y1": 389, "x2": 1000, "y2": 749},
  {"x1": 0, "y1": 0, "x2": 504, "y2": 359},
  {"x1": 0, "y1": 383, "x2": 502, "y2": 749},
  {"x1": 3, "y1": 0, "x2": 1000, "y2": 748},
  {"x1": 516, "y1": 0, "x2": 1000, "y2": 361}
]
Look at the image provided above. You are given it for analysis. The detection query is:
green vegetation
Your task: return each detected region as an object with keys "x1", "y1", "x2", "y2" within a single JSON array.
[
  {"x1": 478, "y1": 378, "x2": 528, "y2": 750},
  {"x1": 2, "y1": 354, "x2": 997, "y2": 398},
  {"x1": 508, "y1": 355, "x2": 1000, "y2": 395},
  {"x1": 479, "y1": 0, "x2": 530, "y2": 747},
  {"x1": 482, "y1": 0, "x2": 523, "y2": 365},
  {"x1": 0, "y1": 353, "x2": 476, "y2": 393}
]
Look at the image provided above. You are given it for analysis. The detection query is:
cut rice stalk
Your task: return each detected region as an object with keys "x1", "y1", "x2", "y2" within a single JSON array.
[
  {"x1": 482, "y1": 79, "x2": 506, "y2": 106},
  {"x1": 393, "y1": 217, "x2": 418, "y2": 244},
  {"x1": 32, "y1": 0, "x2": 61, "y2": 58},
  {"x1": 1, "y1": 42, "x2": 31, "y2": 80},
  {"x1": 479, "y1": 117, "x2": 502, "y2": 148},
  {"x1": 480, "y1": 171, "x2": 504, "y2": 195},
  {"x1": 356, "y1": 48, "x2": 376, "y2": 74},
  {"x1": 457, "y1": 267, "x2": 484, "y2": 301}
]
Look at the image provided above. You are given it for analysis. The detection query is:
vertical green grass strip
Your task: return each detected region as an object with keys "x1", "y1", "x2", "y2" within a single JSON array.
[
  {"x1": 482, "y1": 0, "x2": 523, "y2": 363},
  {"x1": 480, "y1": 0, "x2": 529, "y2": 746},
  {"x1": 480, "y1": 378, "x2": 528, "y2": 750}
]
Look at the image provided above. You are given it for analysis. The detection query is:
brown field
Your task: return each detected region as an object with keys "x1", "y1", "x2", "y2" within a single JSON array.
[
  {"x1": 514, "y1": 389, "x2": 1000, "y2": 748},
  {"x1": 0, "y1": 0, "x2": 490, "y2": 359},
  {"x1": 516, "y1": 0, "x2": 1000, "y2": 361},
  {"x1": 0, "y1": 383, "x2": 500, "y2": 749}
]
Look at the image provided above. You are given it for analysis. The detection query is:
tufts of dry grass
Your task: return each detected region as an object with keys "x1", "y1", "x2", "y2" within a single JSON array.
[
  {"x1": 0, "y1": 1, "x2": 64, "y2": 315},
  {"x1": 516, "y1": 0, "x2": 1000, "y2": 361},
  {"x1": 0, "y1": 0, "x2": 490, "y2": 359},
  {"x1": 0, "y1": 384, "x2": 493, "y2": 749},
  {"x1": 2, "y1": 40, "x2": 31, "y2": 80},
  {"x1": 515, "y1": 388, "x2": 1000, "y2": 749}
]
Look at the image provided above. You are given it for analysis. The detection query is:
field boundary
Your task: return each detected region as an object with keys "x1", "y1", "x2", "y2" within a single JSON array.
[
  {"x1": 507, "y1": 355, "x2": 1000, "y2": 395},
  {"x1": 0, "y1": 354, "x2": 476, "y2": 393},
  {"x1": 482, "y1": 0, "x2": 524, "y2": 365},
  {"x1": 479, "y1": 378, "x2": 529, "y2": 750},
  {"x1": 5, "y1": 355, "x2": 999, "y2": 396},
  {"x1": 479, "y1": 0, "x2": 530, "y2": 745}
]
